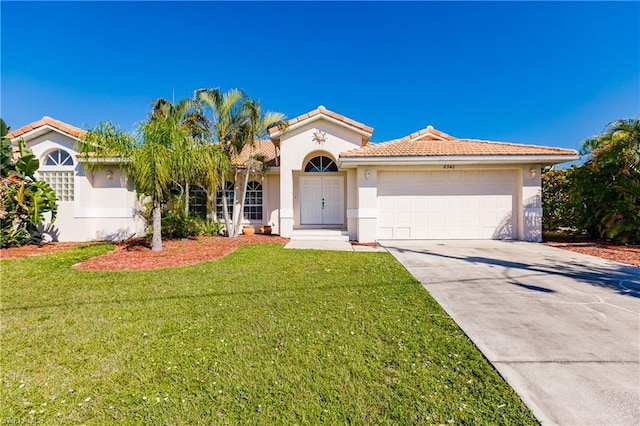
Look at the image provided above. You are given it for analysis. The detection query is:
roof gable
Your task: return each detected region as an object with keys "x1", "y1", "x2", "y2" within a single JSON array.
[
  {"x1": 6, "y1": 116, "x2": 86, "y2": 142},
  {"x1": 269, "y1": 105, "x2": 373, "y2": 144}
]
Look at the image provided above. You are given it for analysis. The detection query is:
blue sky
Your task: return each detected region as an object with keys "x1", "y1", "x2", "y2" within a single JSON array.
[{"x1": 2, "y1": 1, "x2": 638, "y2": 156}]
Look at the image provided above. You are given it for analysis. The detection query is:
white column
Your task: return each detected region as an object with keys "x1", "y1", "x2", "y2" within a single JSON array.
[
  {"x1": 357, "y1": 167, "x2": 378, "y2": 243},
  {"x1": 280, "y1": 170, "x2": 294, "y2": 237},
  {"x1": 521, "y1": 164, "x2": 542, "y2": 242}
]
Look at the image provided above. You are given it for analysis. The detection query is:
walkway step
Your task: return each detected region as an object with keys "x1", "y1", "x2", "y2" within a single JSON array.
[{"x1": 290, "y1": 229, "x2": 350, "y2": 242}]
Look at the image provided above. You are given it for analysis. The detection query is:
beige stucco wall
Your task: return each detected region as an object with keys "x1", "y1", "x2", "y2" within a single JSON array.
[
  {"x1": 277, "y1": 119, "x2": 363, "y2": 237},
  {"x1": 23, "y1": 131, "x2": 144, "y2": 242}
]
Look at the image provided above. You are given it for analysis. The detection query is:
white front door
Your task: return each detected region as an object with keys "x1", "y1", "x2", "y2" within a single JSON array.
[{"x1": 300, "y1": 176, "x2": 344, "y2": 225}]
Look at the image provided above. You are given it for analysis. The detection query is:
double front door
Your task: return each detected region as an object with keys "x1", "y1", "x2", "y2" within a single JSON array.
[{"x1": 299, "y1": 176, "x2": 344, "y2": 225}]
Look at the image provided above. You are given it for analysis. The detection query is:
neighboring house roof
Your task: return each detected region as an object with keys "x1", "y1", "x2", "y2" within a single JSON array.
[
  {"x1": 269, "y1": 105, "x2": 374, "y2": 143},
  {"x1": 340, "y1": 125, "x2": 578, "y2": 159},
  {"x1": 7, "y1": 116, "x2": 86, "y2": 141}
]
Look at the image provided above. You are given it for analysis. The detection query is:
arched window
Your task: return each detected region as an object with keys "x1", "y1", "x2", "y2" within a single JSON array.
[
  {"x1": 44, "y1": 149, "x2": 73, "y2": 166},
  {"x1": 215, "y1": 181, "x2": 234, "y2": 219},
  {"x1": 304, "y1": 156, "x2": 338, "y2": 172},
  {"x1": 244, "y1": 181, "x2": 263, "y2": 220},
  {"x1": 39, "y1": 149, "x2": 74, "y2": 201}
]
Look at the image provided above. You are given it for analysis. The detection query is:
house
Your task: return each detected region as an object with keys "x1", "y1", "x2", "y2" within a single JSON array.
[
  {"x1": 6, "y1": 116, "x2": 145, "y2": 241},
  {"x1": 8, "y1": 107, "x2": 578, "y2": 242}
]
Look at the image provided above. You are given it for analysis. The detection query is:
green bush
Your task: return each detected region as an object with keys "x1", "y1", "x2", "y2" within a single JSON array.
[
  {"x1": 542, "y1": 167, "x2": 579, "y2": 232},
  {"x1": 1, "y1": 118, "x2": 58, "y2": 248}
]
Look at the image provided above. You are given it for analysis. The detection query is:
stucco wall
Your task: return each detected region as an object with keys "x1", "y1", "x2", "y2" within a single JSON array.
[
  {"x1": 23, "y1": 131, "x2": 144, "y2": 242},
  {"x1": 278, "y1": 119, "x2": 363, "y2": 237}
]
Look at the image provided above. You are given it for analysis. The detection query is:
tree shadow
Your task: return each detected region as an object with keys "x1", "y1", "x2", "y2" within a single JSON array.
[{"x1": 386, "y1": 244, "x2": 640, "y2": 298}]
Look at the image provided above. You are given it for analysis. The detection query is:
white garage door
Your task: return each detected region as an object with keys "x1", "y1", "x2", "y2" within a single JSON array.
[{"x1": 377, "y1": 170, "x2": 517, "y2": 239}]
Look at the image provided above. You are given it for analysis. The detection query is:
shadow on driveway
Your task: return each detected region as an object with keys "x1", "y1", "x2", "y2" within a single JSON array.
[{"x1": 386, "y1": 244, "x2": 640, "y2": 298}]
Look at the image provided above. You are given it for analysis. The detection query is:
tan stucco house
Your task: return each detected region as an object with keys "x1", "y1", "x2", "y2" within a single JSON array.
[{"x1": 8, "y1": 107, "x2": 578, "y2": 242}]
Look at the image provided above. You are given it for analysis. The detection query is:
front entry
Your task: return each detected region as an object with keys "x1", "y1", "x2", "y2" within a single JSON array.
[{"x1": 299, "y1": 176, "x2": 344, "y2": 225}]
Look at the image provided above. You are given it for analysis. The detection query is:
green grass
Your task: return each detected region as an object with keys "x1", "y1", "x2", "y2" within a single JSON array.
[{"x1": 1, "y1": 244, "x2": 538, "y2": 425}]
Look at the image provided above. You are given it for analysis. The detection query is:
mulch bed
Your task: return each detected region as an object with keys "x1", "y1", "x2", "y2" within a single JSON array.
[
  {"x1": 73, "y1": 235, "x2": 288, "y2": 271},
  {"x1": 545, "y1": 238, "x2": 640, "y2": 267},
  {"x1": 4, "y1": 236, "x2": 637, "y2": 270},
  {"x1": 1, "y1": 235, "x2": 288, "y2": 271}
]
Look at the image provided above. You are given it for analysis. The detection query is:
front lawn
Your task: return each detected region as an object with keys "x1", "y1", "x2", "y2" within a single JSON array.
[{"x1": 1, "y1": 244, "x2": 537, "y2": 424}]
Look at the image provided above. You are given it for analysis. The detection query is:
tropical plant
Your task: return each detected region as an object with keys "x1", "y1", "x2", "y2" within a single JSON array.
[
  {"x1": 195, "y1": 88, "x2": 286, "y2": 237},
  {"x1": 1, "y1": 118, "x2": 58, "y2": 247},
  {"x1": 77, "y1": 99, "x2": 228, "y2": 251},
  {"x1": 569, "y1": 118, "x2": 640, "y2": 243},
  {"x1": 541, "y1": 166, "x2": 579, "y2": 231}
]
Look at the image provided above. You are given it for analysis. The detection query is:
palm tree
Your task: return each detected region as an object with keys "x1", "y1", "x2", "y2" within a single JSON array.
[
  {"x1": 233, "y1": 98, "x2": 287, "y2": 236},
  {"x1": 195, "y1": 88, "x2": 287, "y2": 237},
  {"x1": 573, "y1": 117, "x2": 640, "y2": 242},
  {"x1": 77, "y1": 98, "x2": 229, "y2": 251},
  {"x1": 195, "y1": 88, "x2": 246, "y2": 236}
]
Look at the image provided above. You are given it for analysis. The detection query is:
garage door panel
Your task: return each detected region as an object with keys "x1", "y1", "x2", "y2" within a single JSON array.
[{"x1": 377, "y1": 170, "x2": 516, "y2": 240}]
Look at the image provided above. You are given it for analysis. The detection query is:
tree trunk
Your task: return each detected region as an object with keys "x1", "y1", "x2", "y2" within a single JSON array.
[
  {"x1": 151, "y1": 199, "x2": 162, "y2": 251},
  {"x1": 184, "y1": 182, "x2": 190, "y2": 217},
  {"x1": 234, "y1": 168, "x2": 251, "y2": 237},
  {"x1": 221, "y1": 188, "x2": 233, "y2": 237}
]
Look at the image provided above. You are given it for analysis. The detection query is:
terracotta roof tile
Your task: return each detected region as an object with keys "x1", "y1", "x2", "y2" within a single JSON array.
[
  {"x1": 340, "y1": 125, "x2": 578, "y2": 158},
  {"x1": 233, "y1": 140, "x2": 279, "y2": 167},
  {"x1": 6, "y1": 116, "x2": 86, "y2": 140},
  {"x1": 269, "y1": 105, "x2": 374, "y2": 135}
]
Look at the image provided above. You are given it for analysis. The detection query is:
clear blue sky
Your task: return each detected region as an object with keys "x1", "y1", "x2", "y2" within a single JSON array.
[{"x1": 2, "y1": 1, "x2": 639, "y2": 155}]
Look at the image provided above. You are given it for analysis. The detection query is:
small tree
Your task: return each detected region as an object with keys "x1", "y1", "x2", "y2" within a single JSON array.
[
  {"x1": 0, "y1": 118, "x2": 58, "y2": 247},
  {"x1": 78, "y1": 99, "x2": 229, "y2": 251}
]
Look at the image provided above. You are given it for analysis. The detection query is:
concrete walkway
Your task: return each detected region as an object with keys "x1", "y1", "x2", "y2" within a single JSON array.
[
  {"x1": 381, "y1": 240, "x2": 640, "y2": 426},
  {"x1": 284, "y1": 240, "x2": 387, "y2": 252}
]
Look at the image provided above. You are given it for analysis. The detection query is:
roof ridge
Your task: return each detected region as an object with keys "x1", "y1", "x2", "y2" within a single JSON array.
[
  {"x1": 7, "y1": 116, "x2": 86, "y2": 140},
  {"x1": 398, "y1": 125, "x2": 456, "y2": 142},
  {"x1": 458, "y1": 137, "x2": 578, "y2": 153},
  {"x1": 269, "y1": 105, "x2": 373, "y2": 136}
]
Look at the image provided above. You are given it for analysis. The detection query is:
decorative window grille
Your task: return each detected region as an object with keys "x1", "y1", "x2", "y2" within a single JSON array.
[{"x1": 304, "y1": 156, "x2": 338, "y2": 172}]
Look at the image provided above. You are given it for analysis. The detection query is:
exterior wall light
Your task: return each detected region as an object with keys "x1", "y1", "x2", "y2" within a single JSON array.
[
  {"x1": 529, "y1": 167, "x2": 537, "y2": 179},
  {"x1": 106, "y1": 170, "x2": 114, "y2": 180},
  {"x1": 364, "y1": 169, "x2": 371, "y2": 180}
]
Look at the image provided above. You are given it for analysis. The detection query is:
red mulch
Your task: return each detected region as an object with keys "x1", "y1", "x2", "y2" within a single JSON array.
[
  {"x1": 73, "y1": 235, "x2": 288, "y2": 271},
  {"x1": 1, "y1": 235, "x2": 288, "y2": 271},
  {"x1": 4, "y1": 236, "x2": 637, "y2": 270},
  {"x1": 545, "y1": 239, "x2": 640, "y2": 267}
]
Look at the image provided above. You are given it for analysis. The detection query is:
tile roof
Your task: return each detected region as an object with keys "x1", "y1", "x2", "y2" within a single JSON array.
[
  {"x1": 6, "y1": 116, "x2": 86, "y2": 140},
  {"x1": 269, "y1": 105, "x2": 373, "y2": 136},
  {"x1": 340, "y1": 125, "x2": 578, "y2": 157},
  {"x1": 234, "y1": 140, "x2": 279, "y2": 167}
]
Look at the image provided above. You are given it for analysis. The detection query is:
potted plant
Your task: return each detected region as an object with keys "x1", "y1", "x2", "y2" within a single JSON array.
[
  {"x1": 260, "y1": 224, "x2": 272, "y2": 235},
  {"x1": 242, "y1": 225, "x2": 255, "y2": 236}
]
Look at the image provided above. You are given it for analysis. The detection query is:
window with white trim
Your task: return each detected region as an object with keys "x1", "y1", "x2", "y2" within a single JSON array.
[
  {"x1": 39, "y1": 149, "x2": 75, "y2": 201},
  {"x1": 244, "y1": 181, "x2": 263, "y2": 221},
  {"x1": 189, "y1": 186, "x2": 207, "y2": 219},
  {"x1": 215, "y1": 181, "x2": 234, "y2": 219}
]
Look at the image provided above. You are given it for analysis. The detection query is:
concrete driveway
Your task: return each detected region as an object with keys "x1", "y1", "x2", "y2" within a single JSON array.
[{"x1": 381, "y1": 240, "x2": 640, "y2": 426}]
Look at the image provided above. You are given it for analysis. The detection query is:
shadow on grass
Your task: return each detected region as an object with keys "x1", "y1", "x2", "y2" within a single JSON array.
[
  {"x1": 385, "y1": 244, "x2": 640, "y2": 298},
  {"x1": 0, "y1": 281, "x2": 410, "y2": 312}
]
